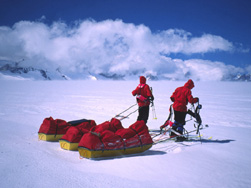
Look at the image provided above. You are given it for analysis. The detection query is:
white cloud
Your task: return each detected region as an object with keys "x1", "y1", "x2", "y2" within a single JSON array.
[
  {"x1": 0, "y1": 19, "x2": 246, "y2": 80},
  {"x1": 246, "y1": 65, "x2": 251, "y2": 74},
  {"x1": 182, "y1": 59, "x2": 243, "y2": 81},
  {"x1": 155, "y1": 29, "x2": 234, "y2": 54}
]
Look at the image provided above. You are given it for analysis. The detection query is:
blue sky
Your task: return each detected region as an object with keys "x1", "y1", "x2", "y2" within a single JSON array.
[{"x1": 0, "y1": 0, "x2": 251, "y2": 80}]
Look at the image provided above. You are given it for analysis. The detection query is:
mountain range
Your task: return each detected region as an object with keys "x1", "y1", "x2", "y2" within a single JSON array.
[{"x1": 0, "y1": 61, "x2": 250, "y2": 81}]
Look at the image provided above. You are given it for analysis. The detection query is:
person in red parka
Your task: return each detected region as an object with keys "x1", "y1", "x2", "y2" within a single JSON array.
[
  {"x1": 132, "y1": 76, "x2": 154, "y2": 124},
  {"x1": 170, "y1": 79, "x2": 198, "y2": 140}
]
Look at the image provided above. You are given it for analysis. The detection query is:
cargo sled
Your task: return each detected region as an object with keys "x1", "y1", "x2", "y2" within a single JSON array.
[
  {"x1": 59, "y1": 120, "x2": 96, "y2": 151},
  {"x1": 38, "y1": 117, "x2": 71, "y2": 141},
  {"x1": 78, "y1": 120, "x2": 153, "y2": 159}
]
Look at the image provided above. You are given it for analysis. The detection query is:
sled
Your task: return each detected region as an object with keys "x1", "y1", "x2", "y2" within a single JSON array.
[
  {"x1": 38, "y1": 117, "x2": 71, "y2": 141},
  {"x1": 38, "y1": 133, "x2": 65, "y2": 141},
  {"x1": 78, "y1": 120, "x2": 153, "y2": 159},
  {"x1": 58, "y1": 120, "x2": 97, "y2": 151},
  {"x1": 78, "y1": 144, "x2": 152, "y2": 159}
]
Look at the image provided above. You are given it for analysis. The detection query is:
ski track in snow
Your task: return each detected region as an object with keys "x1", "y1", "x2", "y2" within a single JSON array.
[{"x1": 0, "y1": 80, "x2": 251, "y2": 188}]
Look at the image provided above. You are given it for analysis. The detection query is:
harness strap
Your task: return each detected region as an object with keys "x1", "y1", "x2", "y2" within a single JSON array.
[
  {"x1": 90, "y1": 131, "x2": 105, "y2": 152},
  {"x1": 129, "y1": 127, "x2": 143, "y2": 148},
  {"x1": 136, "y1": 84, "x2": 147, "y2": 103},
  {"x1": 117, "y1": 135, "x2": 126, "y2": 151},
  {"x1": 54, "y1": 123, "x2": 58, "y2": 138}
]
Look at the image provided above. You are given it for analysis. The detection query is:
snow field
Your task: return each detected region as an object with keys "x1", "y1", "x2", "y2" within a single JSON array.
[{"x1": 0, "y1": 80, "x2": 251, "y2": 188}]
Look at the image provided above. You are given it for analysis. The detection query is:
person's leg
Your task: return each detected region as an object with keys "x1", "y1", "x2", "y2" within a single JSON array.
[
  {"x1": 137, "y1": 106, "x2": 143, "y2": 121},
  {"x1": 142, "y1": 106, "x2": 149, "y2": 124},
  {"x1": 171, "y1": 111, "x2": 187, "y2": 136},
  {"x1": 137, "y1": 106, "x2": 149, "y2": 124},
  {"x1": 174, "y1": 111, "x2": 187, "y2": 126}
]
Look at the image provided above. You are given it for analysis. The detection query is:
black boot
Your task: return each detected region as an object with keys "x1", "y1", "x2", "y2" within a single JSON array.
[{"x1": 175, "y1": 136, "x2": 187, "y2": 142}]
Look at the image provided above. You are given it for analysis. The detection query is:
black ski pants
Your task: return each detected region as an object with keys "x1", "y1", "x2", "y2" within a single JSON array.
[
  {"x1": 137, "y1": 105, "x2": 149, "y2": 124},
  {"x1": 174, "y1": 110, "x2": 187, "y2": 125},
  {"x1": 171, "y1": 110, "x2": 187, "y2": 135}
]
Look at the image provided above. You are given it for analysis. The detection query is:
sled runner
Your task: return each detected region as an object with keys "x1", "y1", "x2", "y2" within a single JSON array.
[
  {"x1": 38, "y1": 133, "x2": 65, "y2": 141},
  {"x1": 78, "y1": 144, "x2": 152, "y2": 159}
]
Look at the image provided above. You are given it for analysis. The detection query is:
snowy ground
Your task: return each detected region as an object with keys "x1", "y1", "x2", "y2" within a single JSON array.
[{"x1": 0, "y1": 80, "x2": 251, "y2": 188}]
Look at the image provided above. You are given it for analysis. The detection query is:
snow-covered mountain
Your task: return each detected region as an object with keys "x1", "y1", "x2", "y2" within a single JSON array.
[
  {"x1": 0, "y1": 60, "x2": 250, "y2": 81},
  {"x1": 0, "y1": 63, "x2": 51, "y2": 80},
  {"x1": 232, "y1": 73, "x2": 251, "y2": 81}
]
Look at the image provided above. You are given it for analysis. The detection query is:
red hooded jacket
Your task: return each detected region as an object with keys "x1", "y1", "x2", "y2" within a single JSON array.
[
  {"x1": 132, "y1": 76, "x2": 153, "y2": 107},
  {"x1": 170, "y1": 79, "x2": 198, "y2": 112}
]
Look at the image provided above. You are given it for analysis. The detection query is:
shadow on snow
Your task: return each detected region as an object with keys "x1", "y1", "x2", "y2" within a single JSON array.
[{"x1": 186, "y1": 139, "x2": 235, "y2": 143}]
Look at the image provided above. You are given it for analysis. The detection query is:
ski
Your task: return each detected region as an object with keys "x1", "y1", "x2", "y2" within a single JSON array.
[
  {"x1": 153, "y1": 134, "x2": 212, "y2": 144},
  {"x1": 151, "y1": 125, "x2": 209, "y2": 144},
  {"x1": 149, "y1": 126, "x2": 173, "y2": 138},
  {"x1": 149, "y1": 125, "x2": 183, "y2": 138}
]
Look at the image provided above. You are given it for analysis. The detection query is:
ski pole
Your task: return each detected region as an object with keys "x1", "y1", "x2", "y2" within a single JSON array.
[
  {"x1": 150, "y1": 87, "x2": 157, "y2": 120},
  {"x1": 151, "y1": 103, "x2": 157, "y2": 120}
]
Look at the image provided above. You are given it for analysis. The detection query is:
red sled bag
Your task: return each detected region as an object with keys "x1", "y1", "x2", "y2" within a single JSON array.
[
  {"x1": 139, "y1": 132, "x2": 153, "y2": 145},
  {"x1": 109, "y1": 118, "x2": 124, "y2": 132},
  {"x1": 90, "y1": 121, "x2": 111, "y2": 133},
  {"x1": 60, "y1": 119, "x2": 96, "y2": 144},
  {"x1": 124, "y1": 134, "x2": 141, "y2": 148},
  {"x1": 78, "y1": 132, "x2": 103, "y2": 150},
  {"x1": 128, "y1": 120, "x2": 153, "y2": 146},
  {"x1": 60, "y1": 126, "x2": 89, "y2": 143},
  {"x1": 38, "y1": 116, "x2": 71, "y2": 135},
  {"x1": 38, "y1": 117, "x2": 72, "y2": 141},
  {"x1": 75, "y1": 120, "x2": 96, "y2": 130},
  {"x1": 115, "y1": 128, "x2": 136, "y2": 139},
  {"x1": 90, "y1": 119, "x2": 124, "y2": 134},
  {"x1": 101, "y1": 130, "x2": 124, "y2": 150},
  {"x1": 78, "y1": 120, "x2": 153, "y2": 158},
  {"x1": 129, "y1": 120, "x2": 147, "y2": 134}
]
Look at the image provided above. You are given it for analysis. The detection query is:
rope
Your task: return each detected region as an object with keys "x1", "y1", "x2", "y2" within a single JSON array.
[
  {"x1": 130, "y1": 127, "x2": 143, "y2": 148},
  {"x1": 115, "y1": 103, "x2": 137, "y2": 118},
  {"x1": 118, "y1": 107, "x2": 139, "y2": 121},
  {"x1": 117, "y1": 135, "x2": 127, "y2": 151},
  {"x1": 116, "y1": 105, "x2": 146, "y2": 121}
]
